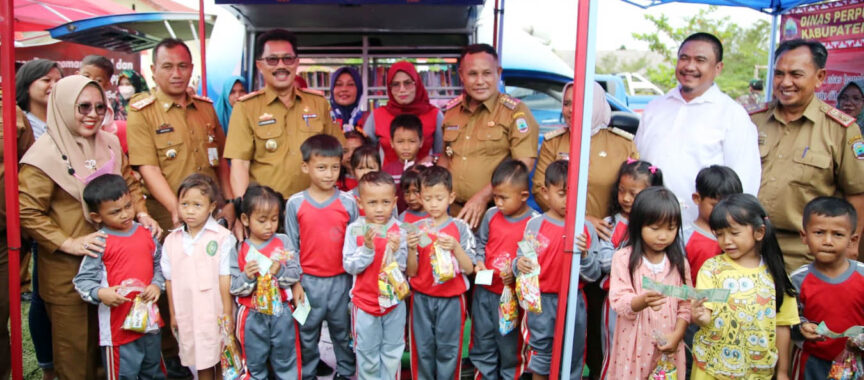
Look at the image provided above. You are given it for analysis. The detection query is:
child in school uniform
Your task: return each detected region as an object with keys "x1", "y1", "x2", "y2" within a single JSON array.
[
  {"x1": 791, "y1": 197, "x2": 864, "y2": 380},
  {"x1": 73, "y1": 174, "x2": 164, "y2": 380},
  {"x1": 406, "y1": 165, "x2": 475, "y2": 379},
  {"x1": 398, "y1": 164, "x2": 429, "y2": 222},
  {"x1": 470, "y1": 159, "x2": 538, "y2": 379},
  {"x1": 382, "y1": 114, "x2": 423, "y2": 185},
  {"x1": 515, "y1": 160, "x2": 601, "y2": 380},
  {"x1": 285, "y1": 134, "x2": 359, "y2": 380},
  {"x1": 343, "y1": 171, "x2": 408, "y2": 380}
]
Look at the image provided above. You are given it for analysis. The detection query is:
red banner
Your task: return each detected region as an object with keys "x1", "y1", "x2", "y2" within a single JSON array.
[
  {"x1": 781, "y1": 0, "x2": 864, "y2": 106},
  {"x1": 15, "y1": 42, "x2": 141, "y2": 87}
]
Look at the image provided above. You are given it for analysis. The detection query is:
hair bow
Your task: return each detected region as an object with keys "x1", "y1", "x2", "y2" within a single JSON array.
[
  {"x1": 626, "y1": 157, "x2": 637, "y2": 164},
  {"x1": 648, "y1": 166, "x2": 657, "y2": 174}
]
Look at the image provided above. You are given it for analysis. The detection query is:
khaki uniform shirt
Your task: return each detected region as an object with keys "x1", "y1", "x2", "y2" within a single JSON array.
[
  {"x1": 533, "y1": 127, "x2": 638, "y2": 215},
  {"x1": 224, "y1": 86, "x2": 343, "y2": 198},
  {"x1": 18, "y1": 155, "x2": 146, "y2": 305},
  {"x1": 752, "y1": 97, "x2": 864, "y2": 270},
  {"x1": 126, "y1": 90, "x2": 224, "y2": 190},
  {"x1": 0, "y1": 105, "x2": 34, "y2": 229},
  {"x1": 441, "y1": 93, "x2": 539, "y2": 203}
]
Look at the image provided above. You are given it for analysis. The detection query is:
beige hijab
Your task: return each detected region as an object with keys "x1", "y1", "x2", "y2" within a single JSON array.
[
  {"x1": 21, "y1": 75, "x2": 123, "y2": 217},
  {"x1": 563, "y1": 81, "x2": 612, "y2": 136}
]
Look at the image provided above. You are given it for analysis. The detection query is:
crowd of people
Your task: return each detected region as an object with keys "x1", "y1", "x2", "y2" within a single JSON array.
[{"x1": 0, "y1": 26, "x2": 862, "y2": 380}]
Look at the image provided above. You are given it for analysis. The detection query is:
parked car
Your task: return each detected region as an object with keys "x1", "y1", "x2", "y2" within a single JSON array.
[{"x1": 595, "y1": 72, "x2": 663, "y2": 114}]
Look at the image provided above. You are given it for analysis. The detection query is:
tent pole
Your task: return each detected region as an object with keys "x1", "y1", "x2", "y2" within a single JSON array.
[
  {"x1": 0, "y1": 0, "x2": 23, "y2": 377},
  {"x1": 492, "y1": 0, "x2": 499, "y2": 50},
  {"x1": 496, "y1": 0, "x2": 505, "y2": 61},
  {"x1": 765, "y1": 12, "x2": 779, "y2": 102},
  {"x1": 198, "y1": 0, "x2": 208, "y2": 97},
  {"x1": 553, "y1": 0, "x2": 597, "y2": 377}
]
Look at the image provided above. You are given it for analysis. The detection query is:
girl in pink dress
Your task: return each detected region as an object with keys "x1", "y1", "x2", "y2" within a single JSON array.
[
  {"x1": 607, "y1": 186, "x2": 691, "y2": 379},
  {"x1": 161, "y1": 174, "x2": 236, "y2": 379}
]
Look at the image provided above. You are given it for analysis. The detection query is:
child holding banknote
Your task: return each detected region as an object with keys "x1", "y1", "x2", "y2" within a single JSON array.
[{"x1": 690, "y1": 194, "x2": 799, "y2": 380}]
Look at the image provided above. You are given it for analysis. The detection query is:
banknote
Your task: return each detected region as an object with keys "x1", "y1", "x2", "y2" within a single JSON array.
[
  {"x1": 641, "y1": 276, "x2": 730, "y2": 303},
  {"x1": 816, "y1": 321, "x2": 864, "y2": 338}
]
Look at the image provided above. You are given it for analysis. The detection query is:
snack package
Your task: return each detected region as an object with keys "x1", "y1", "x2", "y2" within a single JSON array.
[
  {"x1": 651, "y1": 354, "x2": 678, "y2": 380},
  {"x1": 254, "y1": 274, "x2": 283, "y2": 316},
  {"x1": 377, "y1": 241, "x2": 411, "y2": 310},
  {"x1": 498, "y1": 285, "x2": 518, "y2": 335},
  {"x1": 828, "y1": 349, "x2": 860, "y2": 380},
  {"x1": 515, "y1": 240, "x2": 542, "y2": 314},
  {"x1": 121, "y1": 295, "x2": 150, "y2": 333},
  {"x1": 431, "y1": 243, "x2": 456, "y2": 284},
  {"x1": 219, "y1": 315, "x2": 243, "y2": 380},
  {"x1": 384, "y1": 261, "x2": 410, "y2": 300}
]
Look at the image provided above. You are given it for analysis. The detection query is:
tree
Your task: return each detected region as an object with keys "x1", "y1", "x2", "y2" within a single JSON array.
[{"x1": 632, "y1": 6, "x2": 770, "y2": 98}]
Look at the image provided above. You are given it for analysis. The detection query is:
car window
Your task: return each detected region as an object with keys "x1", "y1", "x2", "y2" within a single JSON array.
[{"x1": 503, "y1": 79, "x2": 564, "y2": 135}]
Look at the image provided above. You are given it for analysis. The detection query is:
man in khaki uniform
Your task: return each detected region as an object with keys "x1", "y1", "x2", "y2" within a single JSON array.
[
  {"x1": 752, "y1": 39, "x2": 864, "y2": 272},
  {"x1": 127, "y1": 38, "x2": 234, "y2": 231},
  {"x1": 438, "y1": 44, "x2": 539, "y2": 228},
  {"x1": 126, "y1": 38, "x2": 233, "y2": 377},
  {"x1": 226, "y1": 29, "x2": 344, "y2": 199}
]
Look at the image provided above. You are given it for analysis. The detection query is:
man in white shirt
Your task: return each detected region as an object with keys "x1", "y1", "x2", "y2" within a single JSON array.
[{"x1": 635, "y1": 32, "x2": 760, "y2": 224}]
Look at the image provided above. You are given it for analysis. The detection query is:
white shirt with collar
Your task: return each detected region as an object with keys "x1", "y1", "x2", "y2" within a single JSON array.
[
  {"x1": 160, "y1": 217, "x2": 236, "y2": 280},
  {"x1": 635, "y1": 83, "x2": 760, "y2": 224}
]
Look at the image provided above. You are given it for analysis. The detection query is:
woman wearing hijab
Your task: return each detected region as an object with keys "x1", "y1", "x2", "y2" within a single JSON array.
[
  {"x1": 215, "y1": 76, "x2": 248, "y2": 135},
  {"x1": 19, "y1": 76, "x2": 161, "y2": 380},
  {"x1": 838, "y1": 80, "x2": 864, "y2": 134},
  {"x1": 113, "y1": 69, "x2": 150, "y2": 121},
  {"x1": 533, "y1": 82, "x2": 638, "y2": 227},
  {"x1": 364, "y1": 61, "x2": 443, "y2": 167},
  {"x1": 16, "y1": 59, "x2": 63, "y2": 140},
  {"x1": 329, "y1": 66, "x2": 368, "y2": 134}
]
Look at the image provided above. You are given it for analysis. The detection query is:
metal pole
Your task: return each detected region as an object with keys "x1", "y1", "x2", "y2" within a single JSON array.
[
  {"x1": 492, "y1": 0, "x2": 499, "y2": 50},
  {"x1": 552, "y1": 0, "x2": 597, "y2": 377},
  {"x1": 495, "y1": 0, "x2": 505, "y2": 61},
  {"x1": 0, "y1": 0, "x2": 23, "y2": 377},
  {"x1": 765, "y1": 13, "x2": 779, "y2": 102},
  {"x1": 198, "y1": 0, "x2": 208, "y2": 97}
]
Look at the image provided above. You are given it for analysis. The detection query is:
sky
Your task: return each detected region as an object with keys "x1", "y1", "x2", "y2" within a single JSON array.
[{"x1": 476, "y1": 0, "x2": 772, "y2": 51}]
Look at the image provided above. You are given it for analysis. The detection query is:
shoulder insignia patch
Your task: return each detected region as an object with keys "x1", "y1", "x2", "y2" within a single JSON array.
[
  {"x1": 544, "y1": 127, "x2": 568, "y2": 140},
  {"x1": 299, "y1": 88, "x2": 325, "y2": 97},
  {"x1": 821, "y1": 103, "x2": 855, "y2": 128},
  {"x1": 130, "y1": 95, "x2": 156, "y2": 111},
  {"x1": 238, "y1": 90, "x2": 263, "y2": 102},
  {"x1": 748, "y1": 102, "x2": 770, "y2": 116},
  {"x1": 191, "y1": 94, "x2": 213, "y2": 103},
  {"x1": 608, "y1": 127, "x2": 635, "y2": 141},
  {"x1": 499, "y1": 94, "x2": 520, "y2": 110},
  {"x1": 443, "y1": 95, "x2": 464, "y2": 112}
]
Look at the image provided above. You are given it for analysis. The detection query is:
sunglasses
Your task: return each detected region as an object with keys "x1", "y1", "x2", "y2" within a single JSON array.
[
  {"x1": 77, "y1": 102, "x2": 107, "y2": 116},
  {"x1": 389, "y1": 80, "x2": 416, "y2": 90},
  {"x1": 258, "y1": 55, "x2": 298, "y2": 67}
]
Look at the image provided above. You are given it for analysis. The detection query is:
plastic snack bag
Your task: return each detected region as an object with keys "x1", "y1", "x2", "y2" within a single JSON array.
[
  {"x1": 254, "y1": 274, "x2": 283, "y2": 316},
  {"x1": 430, "y1": 243, "x2": 456, "y2": 284},
  {"x1": 828, "y1": 349, "x2": 860, "y2": 380},
  {"x1": 378, "y1": 239, "x2": 411, "y2": 310},
  {"x1": 499, "y1": 285, "x2": 518, "y2": 335},
  {"x1": 219, "y1": 315, "x2": 243, "y2": 380},
  {"x1": 515, "y1": 240, "x2": 542, "y2": 313},
  {"x1": 651, "y1": 354, "x2": 678, "y2": 380},
  {"x1": 121, "y1": 295, "x2": 150, "y2": 332}
]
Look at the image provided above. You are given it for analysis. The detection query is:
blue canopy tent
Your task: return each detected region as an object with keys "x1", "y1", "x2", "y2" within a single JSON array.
[{"x1": 554, "y1": 0, "x2": 826, "y2": 378}]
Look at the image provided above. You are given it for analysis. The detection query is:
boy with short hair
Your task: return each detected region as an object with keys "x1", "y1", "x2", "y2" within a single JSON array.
[
  {"x1": 382, "y1": 114, "x2": 423, "y2": 184},
  {"x1": 343, "y1": 171, "x2": 409, "y2": 379},
  {"x1": 515, "y1": 160, "x2": 601, "y2": 380},
  {"x1": 285, "y1": 134, "x2": 359, "y2": 380},
  {"x1": 791, "y1": 197, "x2": 864, "y2": 380},
  {"x1": 406, "y1": 165, "x2": 475, "y2": 379},
  {"x1": 684, "y1": 165, "x2": 743, "y2": 285},
  {"x1": 73, "y1": 174, "x2": 165, "y2": 380},
  {"x1": 78, "y1": 55, "x2": 114, "y2": 89},
  {"x1": 469, "y1": 159, "x2": 538, "y2": 379}
]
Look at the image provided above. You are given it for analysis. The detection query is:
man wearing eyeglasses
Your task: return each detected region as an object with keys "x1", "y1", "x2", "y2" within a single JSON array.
[
  {"x1": 225, "y1": 29, "x2": 344, "y2": 200},
  {"x1": 125, "y1": 38, "x2": 235, "y2": 378}
]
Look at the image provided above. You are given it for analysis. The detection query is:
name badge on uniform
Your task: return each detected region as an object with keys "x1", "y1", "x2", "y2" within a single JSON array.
[
  {"x1": 758, "y1": 132, "x2": 767, "y2": 145},
  {"x1": 258, "y1": 113, "x2": 276, "y2": 126},
  {"x1": 516, "y1": 118, "x2": 529, "y2": 134},
  {"x1": 156, "y1": 124, "x2": 174, "y2": 134},
  {"x1": 302, "y1": 113, "x2": 318, "y2": 127},
  {"x1": 557, "y1": 152, "x2": 570, "y2": 160},
  {"x1": 445, "y1": 125, "x2": 459, "y2": 131},
  {"x1": 208, "y1": 147, "x2": 219, "y2": 166}
]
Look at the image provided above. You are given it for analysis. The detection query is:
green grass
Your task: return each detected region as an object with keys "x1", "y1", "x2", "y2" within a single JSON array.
[{"x1": 19, "y1": 300, "x2": 44, "y2": 380}]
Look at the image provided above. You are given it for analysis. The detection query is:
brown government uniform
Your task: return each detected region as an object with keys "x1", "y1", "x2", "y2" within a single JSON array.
[
  {"x1": 224, "y1": 86, "x2": 344, "y2": 198},
  {"x1": 0, "y1": 104, "x2": 34, "y2": 376},
  {"x1": 126, "y1": 90, "x2": 226, "y2": 231},
  {"x1": 532, "y1": 127, "x2": 639, "y2": 214},
  {"x1": 751, "y1": 97, "x2": 864, "y2": 272},
  {"x1": 18, "y1": 146, "x2": 147, "y2": 380},
  {"x1": 441, "y1": 93, "x2": 538, "y2": 211}
]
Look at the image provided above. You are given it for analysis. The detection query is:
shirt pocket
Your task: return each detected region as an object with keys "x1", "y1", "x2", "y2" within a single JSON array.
[
  {"x1": 789, "y1": 148, "x2": 831, "y2": 189},
  {"x1": 153, "y1": 133, "x2": 185, "y2": 164},
  {"x1": 252, "y1": 119, "x2": 285, "y2": 162},
  {"x1": 478, "y1": 124, "x2": 507, "y2": 156},
  {"x1": 443, "y1": 125, "x2": 461, "y2": 143},
  {"x1": 298, "y1": 112, "x2": 325, "y2": 136}
]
